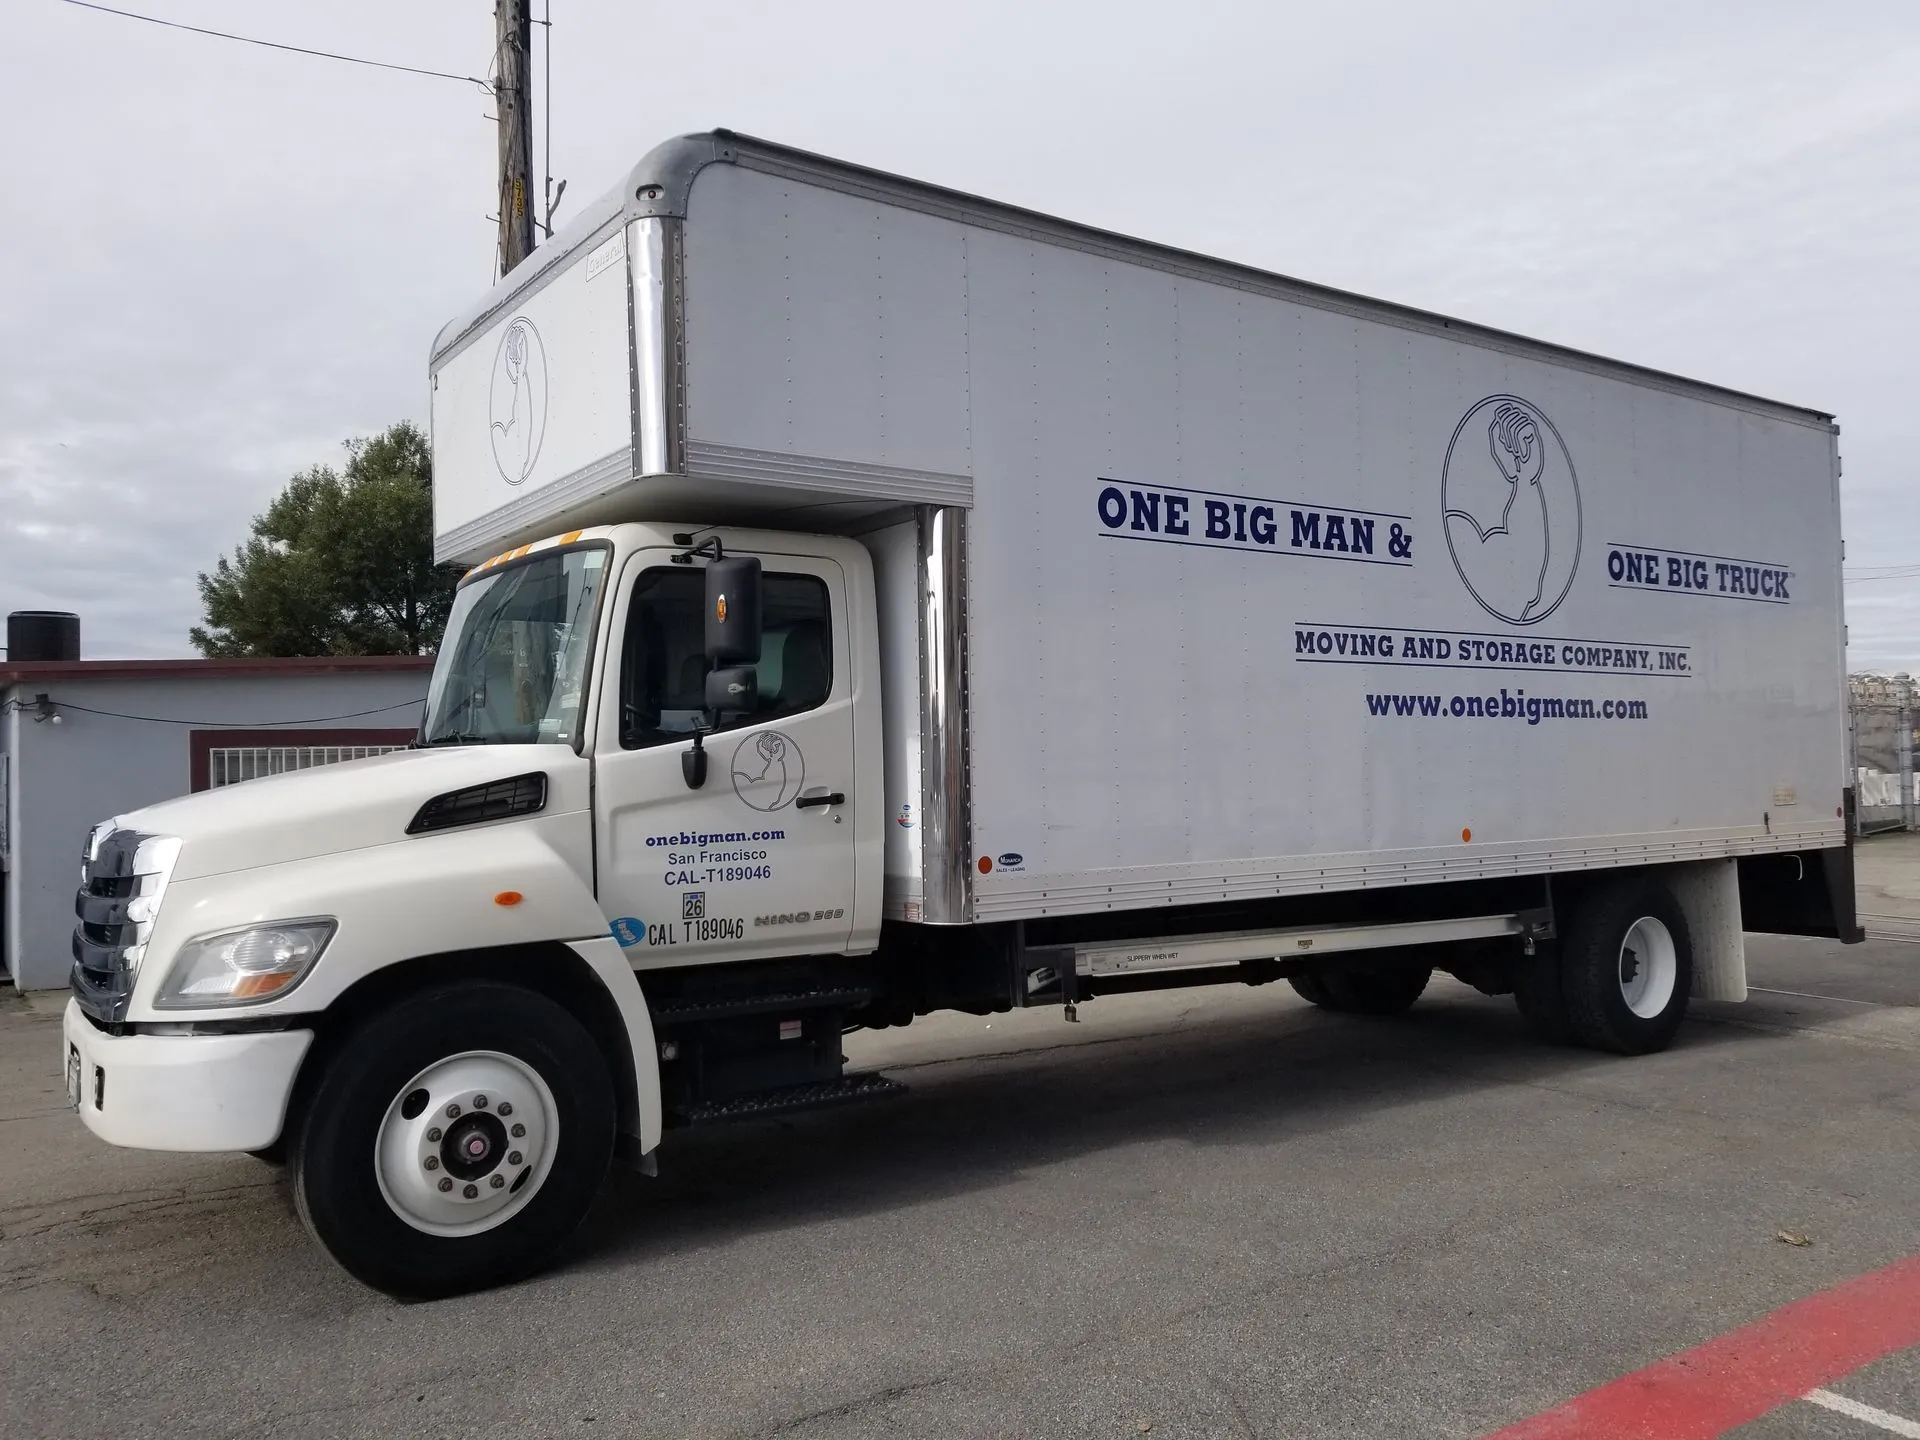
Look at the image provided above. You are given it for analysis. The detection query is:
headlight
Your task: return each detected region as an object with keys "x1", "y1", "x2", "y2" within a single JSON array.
[{"x1": 154, "y1": 920, "x2": 335, "y2": 1008}]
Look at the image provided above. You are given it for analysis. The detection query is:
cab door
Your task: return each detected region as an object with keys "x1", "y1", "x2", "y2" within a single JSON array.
[{"x1": 591, "y1": 547, "x2": 857, "y2": 967}]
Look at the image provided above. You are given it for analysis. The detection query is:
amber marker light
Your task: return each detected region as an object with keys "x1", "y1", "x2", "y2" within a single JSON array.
[{"x1": 494, "y1": 891, "x2": 524, "y2": 907}]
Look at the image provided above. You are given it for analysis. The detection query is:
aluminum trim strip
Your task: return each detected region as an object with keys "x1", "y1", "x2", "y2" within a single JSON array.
[
  {"x1": 918, "y1": 505, "x2": 973, "y2": 923},
  {"x1": 632, "y1": 217, "x2": 686, "y2": 476},
  {"x1": 434, "y1": 445, "x2": 634, "y2": 564},
  {"x1": 683, "y1": 442, "x2": 974, "y2": 508},
  {"x1": 1075, "y1": 913, "x2": 1527, "y2": 978}
]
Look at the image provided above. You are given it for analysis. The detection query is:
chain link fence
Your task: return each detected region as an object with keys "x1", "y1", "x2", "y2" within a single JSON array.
[{"x1": 1850, "y1": 674, "x2": 1916, "y2": 835}]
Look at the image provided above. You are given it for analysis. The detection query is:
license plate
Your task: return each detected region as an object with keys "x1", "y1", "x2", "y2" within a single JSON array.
[{"x1": 65, "y1": 1043, "x2": 82, "y2": 1110}]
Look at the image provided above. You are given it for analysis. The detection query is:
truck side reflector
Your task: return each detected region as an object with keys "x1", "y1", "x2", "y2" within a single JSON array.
[
  {"x1": 1461, "y1": 827, "x2": 1472, "y2": 843},
  {"x1": 494, "y1": 891, "x2": 524, "y2": 907},
  {"x1": 978, "y1": 855, "x2": 992, "y2": 874}
]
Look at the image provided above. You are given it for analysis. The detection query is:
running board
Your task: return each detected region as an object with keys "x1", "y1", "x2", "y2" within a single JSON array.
[{"x1": 1071, "y1": 913, "x2": 1537, "y2": 981}]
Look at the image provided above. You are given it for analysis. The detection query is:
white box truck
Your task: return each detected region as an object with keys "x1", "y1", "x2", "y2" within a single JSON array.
[{"x1": 64, "y1": 131, "x2": 1859, "y2": 1297}]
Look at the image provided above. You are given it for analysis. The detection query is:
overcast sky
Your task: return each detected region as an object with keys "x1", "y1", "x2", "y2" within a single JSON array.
[{"x1": 3, "y1": 0, "x2": 1916, "y2": 667}]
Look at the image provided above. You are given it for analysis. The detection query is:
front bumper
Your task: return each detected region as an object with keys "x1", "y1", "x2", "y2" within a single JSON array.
[{"x1": 62, "y1": 1000, "x2": 314, "y2": 1152}]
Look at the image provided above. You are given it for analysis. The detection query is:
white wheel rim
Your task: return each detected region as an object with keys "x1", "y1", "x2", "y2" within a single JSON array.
[
  {"x1": 1617, "y1": 916, "x2": 1678, "y2": 1020},
  {"x1": 374, "y1": 1050, "x2": 559, "y2": 1237}
]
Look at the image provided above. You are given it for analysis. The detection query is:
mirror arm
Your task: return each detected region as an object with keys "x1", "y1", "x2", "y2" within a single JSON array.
[
  {"x1": 682, "y1": 715, "x2": 711, "y2": 789},
  {"x1": 670, "y1": 533, "x2": 724, "y2": 566}
]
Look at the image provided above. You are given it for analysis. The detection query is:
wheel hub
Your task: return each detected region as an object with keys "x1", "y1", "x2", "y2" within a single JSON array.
[
  {"x1": 1616, "y1": 916, "x2": 1678, "y2": 1020},
  {"x1": 374, "y1": 1051, "x2": 557, "y2": 1237},
  {"x1": 442, "y1": 1111, "x2": 509, "y2": 1181}
]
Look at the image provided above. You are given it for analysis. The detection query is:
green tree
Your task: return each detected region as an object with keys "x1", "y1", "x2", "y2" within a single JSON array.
[{"x1": 191, "y1": 422, "x2": 462, "y2": 656}]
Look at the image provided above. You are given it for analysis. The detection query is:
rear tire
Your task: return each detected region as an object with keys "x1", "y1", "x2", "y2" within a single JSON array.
[
  {"x1": 1291, "y1": 954, "x2": 1432, "y2": 1015},
  {"x1": 291, "y1": 982, "x2": 615, "y2": 1299},
  {"x1": 1287, "y1": 970, "x2": 1338, "y2": 1008},
  {"x1": 1558, "y1": 878, "x2": 1694, "y2": 1055}
]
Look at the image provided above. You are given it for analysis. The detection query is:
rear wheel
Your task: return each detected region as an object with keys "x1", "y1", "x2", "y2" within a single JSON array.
[
  {"x1": 292, "y1": 982, "x2": 615, "y2": 1299},
  {"x1": 1557, "y1": 878, "x2": 1694, "y2": 1055},
  {"x1": 1290, "y1": 954, "x2": 1432, "y2": 1015},
  {"x1": 1287, "y1": 969, "x2": 1338, "y2": 1007}
]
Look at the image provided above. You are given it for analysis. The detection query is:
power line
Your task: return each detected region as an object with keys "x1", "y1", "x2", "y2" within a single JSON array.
[
  {"x1": 5, "y1": 697, "x2": 425, "y2": 728},
  {"x1": 58, "y1": 0, "x2": 492, "y2": 91}
]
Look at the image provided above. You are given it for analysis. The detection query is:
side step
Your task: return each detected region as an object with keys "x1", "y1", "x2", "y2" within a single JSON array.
[{"x1": 676, "y1": 1072, "x2": 906, "y2": 1126}]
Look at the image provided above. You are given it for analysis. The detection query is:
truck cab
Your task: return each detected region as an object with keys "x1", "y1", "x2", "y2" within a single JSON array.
[{"x1": 65, "y1": 520, "x2": 902, "y2": 1297}]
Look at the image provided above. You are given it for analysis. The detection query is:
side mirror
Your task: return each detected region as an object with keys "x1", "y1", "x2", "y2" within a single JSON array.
[
  {"x1": 705, "y1": 667, "x2": 758, "y2": 714},
  {"x1": 683, "y1": 557, "x2": 763, "y2": 793},
  {"x1": 705, "y1": 556, "x2": 763, "y2": 666}
]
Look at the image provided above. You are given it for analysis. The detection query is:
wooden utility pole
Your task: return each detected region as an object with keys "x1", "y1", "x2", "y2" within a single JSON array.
[{"x1": 495, "y1": 0, "x2": 535, "y2": 276}]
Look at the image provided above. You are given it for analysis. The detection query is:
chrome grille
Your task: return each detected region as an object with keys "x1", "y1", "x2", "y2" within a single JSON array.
[{"x1": 71, "y1": 828, "x2": 179, "y2": 1025}]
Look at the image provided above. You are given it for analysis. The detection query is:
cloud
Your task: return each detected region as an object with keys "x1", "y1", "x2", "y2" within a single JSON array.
[{"x1": 3, "y1": 0, "x2": 1917, "y2": 665}]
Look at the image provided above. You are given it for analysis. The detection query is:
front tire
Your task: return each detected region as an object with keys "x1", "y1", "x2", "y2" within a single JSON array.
[
  {"x1": 1558, "y1": 878, "x2": 1694, "y2": 1055},
  {"x1": 292, "y1": 982, "x2": 615, "y2": 1299}
]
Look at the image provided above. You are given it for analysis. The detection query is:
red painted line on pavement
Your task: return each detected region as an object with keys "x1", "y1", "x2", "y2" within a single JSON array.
[{"x1": 1485, "y1": 1251, "x2": 1920, "y2": 1439}]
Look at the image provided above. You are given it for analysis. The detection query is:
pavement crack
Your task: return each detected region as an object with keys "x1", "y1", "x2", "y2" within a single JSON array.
[{"x1": 747, "y1": 1375, "x2": 956, "y2": 1436}]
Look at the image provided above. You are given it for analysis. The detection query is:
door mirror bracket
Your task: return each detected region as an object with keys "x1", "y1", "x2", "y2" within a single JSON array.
[{"x1": 682, "y1": 717, "x2": 710, "y2": 789}]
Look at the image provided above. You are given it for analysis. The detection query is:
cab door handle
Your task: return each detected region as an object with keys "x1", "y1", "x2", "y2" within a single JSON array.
[{"x1": 794, "y1": 792, "x2": 845, "y2": 809}]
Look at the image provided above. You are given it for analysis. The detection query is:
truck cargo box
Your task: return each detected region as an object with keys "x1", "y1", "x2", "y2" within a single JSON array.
[{"x1": 430, "y1": 131, "x2": 1846, "y2": 927}]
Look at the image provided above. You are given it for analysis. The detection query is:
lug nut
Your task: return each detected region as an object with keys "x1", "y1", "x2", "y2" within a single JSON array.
[
  {"x1": 473, "y1": 1095, "x2": 488, "y2": 1109},
  {"x1": 508, "y1": 1150, "x2": 523, "y2": 1166},
  {"x1": 445, "y1": 1103, "x2": 462, "y2": 1118},
  {"x1": 497, "y1": 1102, "x2": 513, "y2": 1117},
  {"x1": 510, "y1": 1123, "x2": 526, "y2": 1138},
  {"x1": 424, "y1": 1156, "x2": 440, "y2": 1171},
  {"x1": 425, "y1": 1126, "x2": 442, "y2": 1142},
  {"x1": 438, "y1": 1178, "x2": 453, "y2": 1192},
  {"x1": 489, "y1": 1174, "x2": 506, "y2": 1189},
  {"x1": 463, "y1": 1184, "x2": 479, "y2": 1199}
]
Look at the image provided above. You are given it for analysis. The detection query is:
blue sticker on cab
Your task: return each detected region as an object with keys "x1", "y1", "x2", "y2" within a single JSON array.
[{"x1": 610, "y1": 917, "x2": 645, "y2": 948}]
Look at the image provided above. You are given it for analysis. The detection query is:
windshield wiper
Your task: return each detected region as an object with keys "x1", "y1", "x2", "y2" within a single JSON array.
[{"x1": 418, "y1": 731, "x2": 496, "y2": 747}]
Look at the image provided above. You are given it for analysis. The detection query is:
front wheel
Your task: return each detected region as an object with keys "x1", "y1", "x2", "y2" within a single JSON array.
[{"x1": 292, "y1": 982, "x2": 615, "y2": 1299}]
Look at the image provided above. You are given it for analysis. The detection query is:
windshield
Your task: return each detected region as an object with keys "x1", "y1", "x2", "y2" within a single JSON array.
[{"x1": 420, "y1": 545, "x2": 609, "y2": 746}]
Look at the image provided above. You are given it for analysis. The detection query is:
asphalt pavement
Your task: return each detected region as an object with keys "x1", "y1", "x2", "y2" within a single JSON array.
[{"x1": 4, "y1": 845, "x2": 1919, "y2": 1439}]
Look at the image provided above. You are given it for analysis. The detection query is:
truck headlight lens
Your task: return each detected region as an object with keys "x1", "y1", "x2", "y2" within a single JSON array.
[{"x1": 154, "y1": 920, "x2": 335, "y2": 1008}]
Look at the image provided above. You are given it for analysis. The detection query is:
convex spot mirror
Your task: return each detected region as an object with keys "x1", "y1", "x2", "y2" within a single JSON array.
[
  {"x1": 705, "y1": 556, "x2": 763, "y2": 666},
  {"x1": 705, "y1": 667, "x2": 758, "y2": 715}
]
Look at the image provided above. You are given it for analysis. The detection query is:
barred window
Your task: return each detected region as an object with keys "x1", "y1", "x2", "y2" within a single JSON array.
[
  {"x1": 189, "y1": 728, "x2": 418, "y2": 792},
  {"x1": 207, "y1": 744, "x2": 407, "y2": 788}
]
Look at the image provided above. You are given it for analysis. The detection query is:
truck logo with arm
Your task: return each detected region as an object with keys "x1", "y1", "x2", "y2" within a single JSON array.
[
  {"x1": 1442, "y1": 395, "x2": 1582, "y2": 625},
  {"x1": 731, "y1": 731, "x2": 806, "y2": 812},
  {"x1": 488, "y1": 317, "x2": 548, "y2": 486}
]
